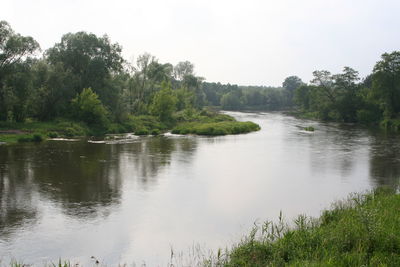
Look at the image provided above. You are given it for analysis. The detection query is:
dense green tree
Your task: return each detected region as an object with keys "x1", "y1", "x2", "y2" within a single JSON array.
[
  {"x1": 332, "y1": 67, "x2": 361, "y2": 122},
  {"x1": 174, "y1": 61, "x2": 194, "y2": 80},
  {"x1": 371, "y1": 51, "x2": 400, "y2": 118},
  {"x1": 282, "y1": 76, "x2": 304, "y2": 104},
  {"x1": 46, "y1": 32, "x2": 124, "y2": 111},
  {"x1": 1, "y1": 19, "x2": 400, "y2": 132},
  {"x1": 0, "y1": 21, "x2": 40, "y2": 121},
  {"x1": 71, "y1": 87, "x2": 108, "y2": 128},
  {"x1": 0, "y1": 21, "x2": 39, "y2": 72},
  {"x1": 150, "y1": 82, "x2": 177, "y2": 122},
  {"x1": 294, "y1": 85, "x2": 313, "y2": 111}
]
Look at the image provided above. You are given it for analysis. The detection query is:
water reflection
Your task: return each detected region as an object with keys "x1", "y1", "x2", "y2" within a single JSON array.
[
  {"x1": 0, "y1": 145, "x2": 39, "y2": 237},
  {"x1": 1, "y1": 112, "x2": 400, "y2": 265},
  {"x1": 0, "y1": 137, "x2": 198, "y2": 237}
]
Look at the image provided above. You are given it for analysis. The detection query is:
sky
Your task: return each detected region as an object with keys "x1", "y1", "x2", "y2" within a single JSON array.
[{"x1": 1, "y1": 0, "x2": 400, "y2": 86}]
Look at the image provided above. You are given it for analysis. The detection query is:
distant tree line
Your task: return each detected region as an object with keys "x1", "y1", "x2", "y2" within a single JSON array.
[
  {"x1": 293, "y1": 53, "x2": 400, "y2": 130},
  {"x1": 1, "y1": 20, "x2": 399, "y2": 131},
  {"x1": 202, "y1": 76, "x2": 303, "y2": 111}
]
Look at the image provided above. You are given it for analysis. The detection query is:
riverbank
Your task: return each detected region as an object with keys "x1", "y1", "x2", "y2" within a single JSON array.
[
  {"x1": 0, "y1": 110, "x2": 260, "y2": 144},
  {"x1": 286, "y1": 110, "x2": 400, "y2": 133},
  {"x1": 216, "y1": 188, "x2": 400, "y2": 266}
]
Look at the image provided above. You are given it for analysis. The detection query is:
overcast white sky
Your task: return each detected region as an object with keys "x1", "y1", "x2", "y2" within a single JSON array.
[{"x1": 1, "y1": 0, "x2": 400, "y2": 86}]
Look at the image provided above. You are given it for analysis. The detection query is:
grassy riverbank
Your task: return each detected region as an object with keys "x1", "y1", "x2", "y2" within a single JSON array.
[
  {"x1": 215, "y1": 188, "x2": 400, "y2": 267},
  {"x1": 0, "y1": 110, "x2": 260, "y2": 144}
]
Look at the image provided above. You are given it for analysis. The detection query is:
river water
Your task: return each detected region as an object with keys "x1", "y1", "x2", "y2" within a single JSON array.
[{"x1": 0, "y1": 112, "x2": 399, "y2": 265}]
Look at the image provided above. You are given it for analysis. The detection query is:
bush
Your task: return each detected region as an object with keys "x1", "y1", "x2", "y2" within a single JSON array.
[
  {"x1": 32, "y1": 134, "x2": 43, "y2": 142},
  {"x1": 107, "y1": 123, "x2": 127, "y2": 134},
  {"x1": 135, "y1": 128, "x2": 149, "y2": 136},
  {"x1": 17, "y1": 134, "x2": 43, "y2": 143},
  {"x1": 71, "y1": 88, "x2": 109, "y2": 128},
  {"x1": 380, "y1": 118, "x2": 400, "y2": 131},
  {"x1": 172, "y1": 121, "x2": 260, "y2": 136},
  {"x1": 151, "y1": 129, "x2": 161, "y2": 136},
  {"x1": 47, "y1": 132, "x2": 58, "y2": 138}
]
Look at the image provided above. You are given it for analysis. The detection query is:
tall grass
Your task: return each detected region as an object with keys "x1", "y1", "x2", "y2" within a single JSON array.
[{"x1": 216, "y1": 187, "x2": 400, "y2": 266}]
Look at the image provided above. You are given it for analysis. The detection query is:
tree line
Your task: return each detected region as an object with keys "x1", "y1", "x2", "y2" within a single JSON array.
[
  {"x1": 1, "y1": 20, "x2": 399, "y2": 131},
  {"x1": 0, "y1": 21, "x2": 206, "y2": 129}
]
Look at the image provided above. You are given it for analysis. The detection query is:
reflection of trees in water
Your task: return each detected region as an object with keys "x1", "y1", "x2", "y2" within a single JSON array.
[
  {"x1": 0, "y1": 141, "x2": 124, "y2": 236},
  {"x1": 369, "y1": 133, "x2": 400, "y2": 187},
  {"x1": 0, "y1": 145, "x2": 39, "y2": 237},
  {"x1": 32, "y1": 141, "x2": 123, "y2": 217},
  {"x1": 0, "y1": 137, "x2": 198, "y2": 235},
  {"x1": 122, "y1": 137, "x2": 197, "y2": 190}
]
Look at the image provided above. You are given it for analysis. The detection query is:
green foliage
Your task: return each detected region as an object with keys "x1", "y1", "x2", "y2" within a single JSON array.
[
  {"x1": 304, "y1": 126, "x2": 315, "y2": 131},
  {"x1": 221, "y1": 91, "x2": 243, "y2": 110},
  {"x1": 135, "y1": 127, "x2": 150, "y2": 136},
  {"x1": 220, "y1": 188, "x2": 400, "y2": 266},
  {"x1": 380, "y1": 118, "x2": 400, "y2": 132},
  {"x1": 0, "y1": 20, "x2": 40, "y2": 122},
  {"x1": 371, "y1": 51, "x2": 400, "y2": 119},
  {"x1": 150, "y1": 82, "x2": 177, "y2": 122},
  {"x1": 283, "y1": 76, "x2": 304, "y2": 105},
  {"x1": 3, "y1": 19, "x2": 400, "y2": 138},
  {"x1": 71, "y1": 88, "x2": 109, "y2": 128},
  {"x1": 106, "y1": 115, "x2": 168, "y2": 136},
  {"x1": 47, "y1": 131, "x2": 58, "y2": 138},
  {"x1": 17, "y1": 134, "x2": 42, "y2": 143},
  {"x1": 172, "y1": 121, "x2": 260, "y2": 136},
  {"x1": 0, "y1": 120, "x2": 89, "y2": 143}
]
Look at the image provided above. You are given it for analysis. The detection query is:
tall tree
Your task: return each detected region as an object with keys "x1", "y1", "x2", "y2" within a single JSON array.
[
  {"x1": 282, "y1": 76, "x2": 304, "y2": 104},
  {"x1": 45, "y1": 32, "x2": 124, "y2": 110},
  {"x1": 371, "y1": 51, "x2": 400, "y2": 118},
  {"x1": 0, "y1": 21, "x2": 40, "y2": 121},
  {"x1": 174, "y1": 61, "x2": 194, "y2": 80}
]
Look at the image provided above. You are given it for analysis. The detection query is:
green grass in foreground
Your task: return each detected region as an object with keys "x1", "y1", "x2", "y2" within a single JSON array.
[{"x1": 215, "y1": 188, "x2": 400, "y2": 267}]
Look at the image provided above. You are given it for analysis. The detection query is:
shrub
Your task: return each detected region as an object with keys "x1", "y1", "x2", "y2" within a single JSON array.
[
  {"x1": 151, "y1": 129, "x2": 161, "y2": 136},
  {"x1": 17, "y1": 134, "x2": 43, "y2": 143},
  {"x1": 172, "y1": 121, "x2": 260, "y2": 136},
  {"x1": 135, "y1": 128, "x2": 149, "y2": 136},
  {"x1": 47, "y1": 132, "x2": 58, "y2": 138},
  {"x1": 32, "y1": 134, "x2": 43, "y2": 142},
  {"x1": 71, "y1": 88, "x2": 109, "y2": 128}
]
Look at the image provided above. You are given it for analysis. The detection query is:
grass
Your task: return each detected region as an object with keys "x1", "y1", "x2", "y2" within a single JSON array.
[
  {"x1": 0, "y1": 120, "x2": 88, "y2": 144},
  {"x1": 215, "y1": 187, "x2": 400, "y2": 267},
  {"x1": 304, "y1": 126, "x2": 315, "y2": 132},
  {"x1": 0, "y1": 109, "x2": 260, "y2": 143},
  {"x1": 172, "y1": 121, "x2": 260, "y2": 136}
]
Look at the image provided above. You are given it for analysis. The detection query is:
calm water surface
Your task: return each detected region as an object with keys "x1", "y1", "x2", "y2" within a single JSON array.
[{"x1": 0, "y1": 112, "x2": 399, "y2": 265}]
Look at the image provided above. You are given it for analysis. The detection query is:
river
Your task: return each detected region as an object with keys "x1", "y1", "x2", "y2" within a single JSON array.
[{"x1": 0, "y1": 111, "x2": 399, "y2": 265}]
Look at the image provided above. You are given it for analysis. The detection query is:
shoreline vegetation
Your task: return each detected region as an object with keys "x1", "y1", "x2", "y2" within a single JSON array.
[
  {"x1": 2, "y1": 20, "x2": 400, "y2": 146},
  {"x1": 214, "y1": 187, "x2": 400, "y2": 267},
  {"x1": 5, "y1": 188, "x2": 399, "y2": 266},
  {"x1": 0, "y1": 109, "x2": 260, "y2": 144}
]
